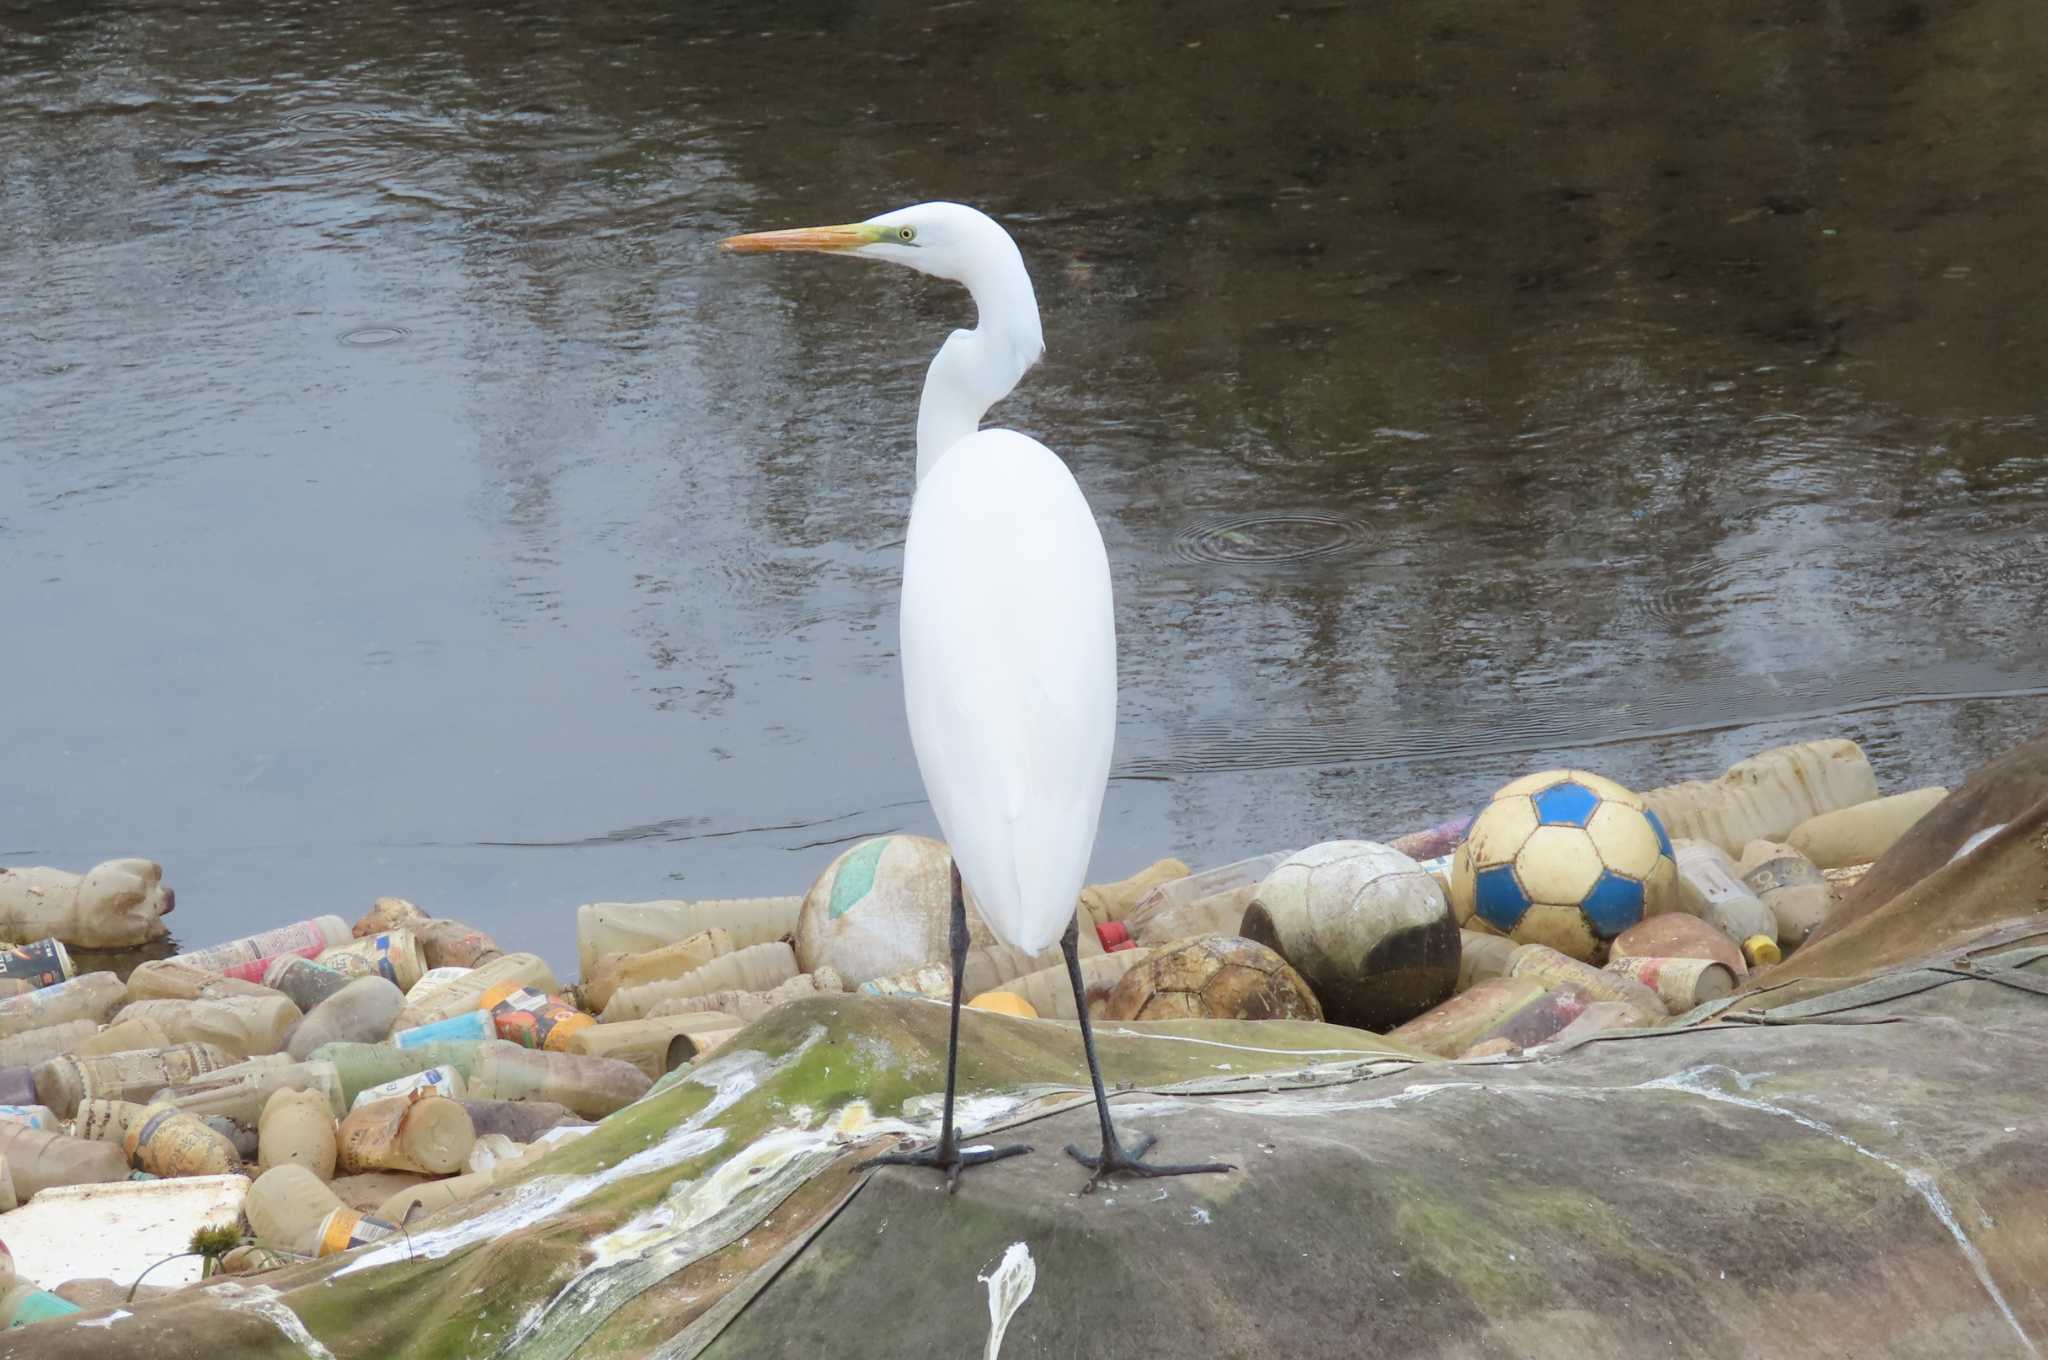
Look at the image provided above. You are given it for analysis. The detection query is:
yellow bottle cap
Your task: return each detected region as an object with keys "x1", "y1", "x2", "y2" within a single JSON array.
[
  {"x1": 1743, "y1": 935, "x2": 1782, "y2": 968},
  {"x1": 966, "y1": 990, "x2": 1038, "y2": 1020}
]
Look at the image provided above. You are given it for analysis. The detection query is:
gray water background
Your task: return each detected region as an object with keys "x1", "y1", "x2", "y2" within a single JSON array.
[{"x1": 4, "y1": 0, "x2": 2045, "y2": 972}]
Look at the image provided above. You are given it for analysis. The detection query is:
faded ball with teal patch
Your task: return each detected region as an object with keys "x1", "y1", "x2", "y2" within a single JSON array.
[{"x1": 795, "y1": 834, "x2": 997, "y2": 986}]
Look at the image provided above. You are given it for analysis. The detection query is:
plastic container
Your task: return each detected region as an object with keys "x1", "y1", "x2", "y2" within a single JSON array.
[
  {"x1": 415, "y1": 919, "x2": 504, "y2": 971},
  {"x1": 74, "y1": 1098, "x2": 146, "y2": 1145},
  {"x1": 1074, "y1": 858, "x2": 1193, "y2": 928},
  {"x1": 467, "y1": 1043, "x2": 651, "y2": 1119},
  {"x1": 310, "y1": 1040, "x2": 493, "y2": 1106},
  {"x1": 1737, "y1": 840, "x2": 1833, "y2": 947},
  {"x1": 0, "y1": 1119, "x2": 130, "y2": 1196},
  {"x1": 393, "y1": 1010, "x2": 492, "y2": 1048},
  {"x1": 601, "y1": 942, "x2": 798, "y2": 1022},
  {"x1": 1122, "y1": 850, "x2": 1293, "y2": 945},
  {"x1": 353, "y1": 897, "x2": 428, "y2": 937},
  {"x1": 395, "y1": 954, "x2": 562, "y2": 1031},
  {"x1": 459, "y1": 1100, "x2": 584, "y2": 1143},
  {"x1": 0, "y1": 940, "x2": 74, "y2": 991},
  {"x1": 0, "y1": 1020, "x2": 97, "y2": 1071},
  {"x1": 484, "y1": 987, "x2": 593, "y2": 1052},
  {"x1": 220, "y1": 943, "x2": 326, "y2": 984},
  {"x1": 258, "y1": 1087, "x2": 338, "y2": 1180},
  {"x1": 1464, "y1": 984, "x2": 1610, "y2": 1055},
  {"x1": 566, "y1": 1014, "x2": 739, "y2": 1079},
  {"x1": 0, "y1": 1105, "x2": 58, "y2": 1131},
  {"x1": 1456, "y1": 931, "x2": 1518, "y2": 993},
  {"x1": 581, "y1": 928, "x2": 733, "y2": 1014},
  {"x1": 246, "y1": 1163, "x2": 398, "y2": 1257},
  {"x1": 74, "y1": 1016, "x2": 173, "y2": 1058},
  {"x1": 285, "y1": 976, "x2": 404, "y2": 1061},
  {"x1": 977, "y1": 949, "x2": 1151, "y2": 1022},
  {"x1": 337, "y1": 1095, "x2": 474, "y2": 1175},
  {"x1": 125, "y1": 1102, "x2": 242, "y2": 1176},
  {"x1": 153, "y1": 1058, "x2": 346, "y2": 1124},
  {"x1": 1387, "y1": 976, "x2": 1549, "y2": 1057},
  {"x1": 122, "y1": 958, "x2": 278, "y2": 1003},
  {"x1": 1542, "y1": 1000, "x2": 1650, "y2": 1049},
  {"x1": 0, "y1": 972, "x2": 124, "y2": 1040},
  {"x1": 1643, "y1": 739, "x2": 1880, "y2": 856},
  {"x1": 1673, "y1": 840, "x2": 1781, "y2": 967},
  {"x1": 33, "y1": 1043, "x2": 237, "y2": 1118},
  {"x1": 263, "y1": 956, "x2": 354, "y2": 1013},
  {"x1": 377, "y1": 1143, "x2": 544, "y2": 1224},
  {"x1": 576, "y1": 897, "x2": 803, "y2": 979},
  {"x1": 1787, "y1": 787, "x2": 1949, "y2": 870},
  {"x1": 172, "y1": 916, "x2": 352, "y2": 976},
  {"x1": 115, "y1": 995, "x2": 302, "y2": 1059},
  {"x1": 0, "y1": 1281, "x2": 83, "y2": 1326},
  {"x1": 0, "y1": 1156, "x2": 14, "y2": 1212},
  {"x1": 317, "y1": 931, "x2": 426, "y2": 993},
  {"x1": 646, "y1": 976, "x2": 812, "y2": 1025},
  {"x1": 1605, "y1": 956, "x2": 1738, "y2": 1011},
  {"x1": 1505, "y1": 944, "x2": 1668, "y2": 1020},
  {"x1": 1609, "y1": 914, "x2": 1747, "y2": 979},
  {"x1": 350, "y1": 1066, "x2": 465, "y2": 1111},
  {"x1": 0, "y1": 858, "x2": 172, "y2": 950},
  {"x1": 328, "y1": 1170, "x2": 434, "y2": 1214}
]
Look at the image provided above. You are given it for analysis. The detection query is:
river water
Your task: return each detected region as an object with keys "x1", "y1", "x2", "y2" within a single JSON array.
[{"x1": 4, "y1": 0, "x2": 2045, "y2": 969}]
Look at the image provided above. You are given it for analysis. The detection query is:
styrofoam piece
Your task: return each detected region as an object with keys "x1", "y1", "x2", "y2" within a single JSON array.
[{"x1": 2, "y1": 1173, "x2": 248, "y2": 1290}]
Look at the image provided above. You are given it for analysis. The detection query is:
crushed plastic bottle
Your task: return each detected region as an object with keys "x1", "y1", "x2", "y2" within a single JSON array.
[{"x1": 1121, "y1": 850, "x2": 1294, "y2": 944}]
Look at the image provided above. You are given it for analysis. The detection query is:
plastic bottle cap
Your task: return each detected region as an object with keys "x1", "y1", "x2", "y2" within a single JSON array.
[
  {"x1": 1743, "y1": 935, "x2": 1782, "y2": 967},
  {"x1": 1096, "y1": 922, "x2": 1132, "y2": 951}
]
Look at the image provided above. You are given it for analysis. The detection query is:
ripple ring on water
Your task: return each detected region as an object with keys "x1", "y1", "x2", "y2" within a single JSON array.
[
  {"x1": 339, "y1": 325, "x2": 410, "y2": 348},
  {"x1": 1173, "y1": 511, "x2": 1365, "y2": 565}
]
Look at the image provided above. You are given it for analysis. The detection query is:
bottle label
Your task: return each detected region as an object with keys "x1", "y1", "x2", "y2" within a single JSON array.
[
  {"x1": 316, "y1": 1208, "x2": 398, "y2": 1256},
  {"x1": 0, "y1": 940, "x2": 71, "y2": 990},
  {"x1": 1742, "y1": 854, "x2": 1825, "y2": 895},
  {"x1": 489, "y1": 989, "x2": 593, "y2": 1052}
]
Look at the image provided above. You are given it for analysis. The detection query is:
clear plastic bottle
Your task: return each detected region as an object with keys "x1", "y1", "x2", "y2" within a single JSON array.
[
  {"x1": 1673, "y1": 840, "x2": 1782, "y2": 968},
  {"x1": 0, "y1": 1104, "x2": 57, "y2": 1131},
  {"x1": 316, "y1": 930, "x2": 426, "y2": 992},
  {"x1": 349, "y1": 1066, "x2": 465, "y2": 1111},
  {"x1": 285, "y1": 976, "x2": 404, "y2": 1061},
  {"x1": 32, "y1": 1042, "x2": 238, "y2": 1118},
  {"x1": 0, "y1": 1019, "x2": 97, "y2": 1070},
  {"x1": 262, "y1": 956, "x2": 353, "y2": 1013},
  {"x1": 0, "y1": 972, "x2": 125, "y2": 1040},
  {"x1": 74, "y1": 1015, "x2": 173, "y2": 1057},
  {"x1": 576, "y1": 897, "x2": 802, "y2": 980},
  {"x1": 1786, "y1": 787, "x2": 1949, "y2": 870},
  {"x1": 1456, "y1": 931, "x2": 1518, "y2": 993},
  {"x1": 467, "y1": 1043, "x2": 650, "y2": 1120},
  {"x1": 123, "y1": 958, "x2": 279, "y2": 1003},
  {"x1": 392, "y1": 1010, "x2": 493, "y2": 1048},
  {"x1": 258, "y1": 1087, "x2": 338, "y2": 1180},
  {"x1": 246, "y1": 1163, "x2": 398, "y2": 1257},
  {"x1": 172, "y1": 916, "x2": 352, "y2": 975},
  {"x1": 414, "y1": 919, "x2": 504, "y2": 971},
  {"x1": 1121, "y1": 850, "x2": 1294, "y2": 944},
  {"x1": 581, "y1": 928, "x2": 733, "y2": 1014},
  {"x1": 73, "y1": 1097, "x2": 147, "y2": 1145},
  {"x1": 124, "y1": 1101, "x2": 242, "y2": 1176},
  {"x1": 152, "y1": 1058, "x2": 346, "y2": 1124},
  {"x1": 600, "y1": 943, "x2": 798, "y2": 1022},
  {"x1": 1386, "y1": 976, "x2": 1548, "y2": 1057},
  {"x1": 337, "y1": 1094, "x2": 474, "y2": 1175},
  {"x1": 352, "y1": 897, "x2": 428, "y2": 937},
  {"x1": 1737, "y1": 840, "x2": 1833, "y2": 947},
  {"x1": 311, "y1": 1040, "x2": 493, "y2": 1105},
  {"x1": 0, "y1": 1281, "x2": 84, "y2": 1326},
  {"x1": 0, "y1": 1118, "x2": 130, "y2": 1196},
  {"x1": 114, "y1": 995, "x2": 302, "y2": 1059},
  {"x1": 1074, "y1": 858, "x2": 1193, "y2": 928},
  {"x1": 394, "y1": 954, "x2": 562, "y2": 1031},
  {"x1": 459, "y1": 1099, "x2": 584, "y2": 1143},
  {"x1": 1504, "y1": 944, "x2": 1667, "y2": 1020},
  {"x1": 1605, "y1": 955, "x2": 1738, "y2": 1011},
  {"x1": 567, "y1": 1014, "x2": 739, "y2": 1079},
  {"x1": 1643, "y1": 739, "x2": 1880, "y2": 856}
]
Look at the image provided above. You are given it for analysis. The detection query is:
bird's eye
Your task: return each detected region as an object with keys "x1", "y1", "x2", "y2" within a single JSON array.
[{"x1": 898, "y1": 226, "x2": 917, "y2": 243}]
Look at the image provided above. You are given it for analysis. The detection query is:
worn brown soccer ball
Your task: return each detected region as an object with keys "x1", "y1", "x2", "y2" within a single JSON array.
[{"x1": 1098, "y1": 934, "x2": 1324, "y2": 1023}]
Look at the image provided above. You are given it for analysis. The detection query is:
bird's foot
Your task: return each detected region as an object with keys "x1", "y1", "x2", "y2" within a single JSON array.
[
  {"x1": 858, "y1": 1140, "x2": 1032, "y2": 1194},
  {"x1": 1064, "y1": 1131, "x2": 1234, "y2": 1193}
]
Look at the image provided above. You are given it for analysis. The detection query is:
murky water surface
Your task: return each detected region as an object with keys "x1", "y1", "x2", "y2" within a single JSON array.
[{"x1": 4, "y1": 0, "x2": 2044, "y2": 969}]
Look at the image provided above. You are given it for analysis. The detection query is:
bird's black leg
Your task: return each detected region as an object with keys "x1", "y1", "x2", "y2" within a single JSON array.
[
  {"x1": 1060, "y1": 915, "x2": 1234, "y2": 1192},
  {"x1": 857, "y1": 862, "x2": 1031, "y2": 1192}
]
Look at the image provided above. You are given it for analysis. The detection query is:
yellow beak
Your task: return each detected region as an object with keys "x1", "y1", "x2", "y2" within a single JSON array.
[{"x1": 719, "y1": 222, "x2": 882, "y2": 254}]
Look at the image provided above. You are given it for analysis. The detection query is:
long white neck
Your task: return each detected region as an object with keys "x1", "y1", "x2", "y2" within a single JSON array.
[{"x1": 914, "y1": 239, "x2": 1044, "y2": 481}]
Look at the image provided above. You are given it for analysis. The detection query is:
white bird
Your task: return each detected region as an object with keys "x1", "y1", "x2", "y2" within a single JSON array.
[{"x1": 722, "y1": 203, "x2": 1231, "y2": 1190}]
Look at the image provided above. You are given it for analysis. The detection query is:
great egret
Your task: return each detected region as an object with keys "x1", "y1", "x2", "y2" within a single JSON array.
[{"x1": 722, "y1": 203, "x2": 1231, "y2": 1190}]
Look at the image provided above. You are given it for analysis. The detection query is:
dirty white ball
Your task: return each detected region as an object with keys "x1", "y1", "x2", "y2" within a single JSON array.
[
  {"x1": 795, "y1": 835, "x2": 994, "y2": 986},
  {"x1": 1240, "y1": 840, "x2": 1460, "y2": 1031}
]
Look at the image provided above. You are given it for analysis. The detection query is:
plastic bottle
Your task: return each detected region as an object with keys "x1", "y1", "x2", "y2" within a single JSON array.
[
  {"x1": 1121, "y1": 850, "x2": 1294, "y2": 944},
  {"x1": 415, "y1": 919, "x2": 504, "y2": 971},
  {"x1": 0, "y1": 1105, "x2": 58, "y2": 1131},
  {"x1": 245, "y1": 1163, "x2": 398, "y2": 1257},
  {"x1": 1786, "y1": 787, "x2": 1949, "y2": 870},
  {"x1": 0, "y1": 940, "x2": 74, "y2": 991},
  {"x1": 74, "y1": 1098, "x2": 147, "y2": 1144},
  {"x1": 566, "y1": 1014, "x2": 739, "y2": 1079},
  {"x1": 1073, "y1": 858, "x2": 1193, "y2": 928},
  {"x1": 576, "y1": 897, "x2": 803, "y2": 980},
  {"x1": 220, "y1": 944, "x2": 327, "y2": 984},
  {"x1": 600, "y1": 943, "x2": 798, "y2": 1022},
  {"x1": 32, "y1": 1042, "x2": 237, "y2": 1118},
  {"x1": 73, "y1": 1015, "x2": 173, "y2": 1057},
  {"x1": 1737, "y1": 840, "x2": 1833, "y2": 947},
  {"x1": 1643, "y1": 739, "x2": 1880, "y2": 857},
  {"x1": 285, "y1": 976, "x2": 404, "y2": 1061},
  {"x1": 645, "y1": 976, "x2": 811, "y2": 1026},
  {"x1": 393, "y1": 1010, "x2": 493, "y2": 1048},
  {"x1": 0, "y1": 858, "x2": 172, "y2": 950},
  {"x1": 350, "y1": 1066, "x2": 465, "y2": 1111},
  {"x1": 122, "y1": 958, "x2": 279, "y2": 1003},
  {"x1": 258, "y1": 1087, "x2": 338, "y2": 1180},
  {"x1": 1505, "y1": 944, "x2": 1669, "y2": 1020},
  {"x1": 311, "y1": 1039, "x2": 495, "y2": 1105},
  {"x1": 1457, "y1": 931, "x2": 1518, "y2": 992},
  {"x1": 0, "y1": 1155, "x2": 14, "y2": 1212},
  {"x1": 1464, "y1": 984, "x2": 1618, "y2": 1055},
  {"x1": 970, "y1": 950, "x2": 1152, "y2": 1022},
  {"x1": 483, "y1": 987, "x2": 593, "y2": 1052},
  {"x1": 1385, "y1": 976, "x2": 1548, "y2": 1056},
  {"x1": 1605, "y1": 956, "x2": 1738, "y2": 1011},
  {"x1": 581, "y1": 928, "x2": 733, "y2": 1014},
  {"x1": 377, "y1": 1143, "x2": 545, "y2": 1224},
  {"x1": 171, "y1": 915, "x2": 352, "y2": 975},
  {"x1": 0, "y1": 1281, "x2": 84, "y2": 1326},
  {"x1": 337, "y1": 1094, "x2": 474, "y2": 1175},
  {"x1": 394, "y1": 954, "x2": 562, "y2": 1031},
  {"x1": 316, "y1": 931, "x2": 426, "y2": 992},
  {"x1": 124, "y1": 1101, "x2": 241, "y2": 1176},
  {"x1": 459, "y1": 1100, "x2": 584, "y2": 1143},
  {"x1": 352, "y1": 897, "x2": 428, "y2": 937},
  {"x1": 1609, "y1": 914, "x2": 1748, "y2": 979},
  {"x1": 1673, "y1": 840, "x2": 1782, "y2": 967},
  {"x1": 152, "y1": 1058, "x2": 346, "y2": 1124},
  {"x1": 467, "y1": 1043, "x2": 650, "y2": 1119},
  {"x1": 0, "y1": 972, "x2": 125, "y2": 1040},
  {"x1": 0, "y1": 1119, "x2": 130, "y2": 1196},
  {"x1": 114, "y1": 995, "x2": 302, "y2": 1059},
  {"x1": 0, "y1": 1020, "x2": 97, "y2": 1070},
  {"x1": 262, "y1": 956, "x2": 354, "y2": 1013}
]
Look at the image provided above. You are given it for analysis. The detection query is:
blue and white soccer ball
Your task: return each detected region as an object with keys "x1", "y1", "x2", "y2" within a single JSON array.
[{"x1": 1448, "y1": 770, "x2": 1678, "y2": 962}]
